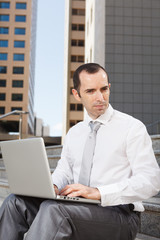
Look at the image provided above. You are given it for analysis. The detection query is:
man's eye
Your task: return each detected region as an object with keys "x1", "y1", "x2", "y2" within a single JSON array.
[
  {"x1": 102, "y1": 87, "x2": 109, "y2": 91},
  {"x1": 86, "y1": 89, "x2": 94, "y2": 93}
]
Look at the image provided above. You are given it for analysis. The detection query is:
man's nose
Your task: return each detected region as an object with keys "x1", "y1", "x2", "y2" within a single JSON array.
[{"x1": 96, "y1": 91, "x2": 104, "y2": 101}]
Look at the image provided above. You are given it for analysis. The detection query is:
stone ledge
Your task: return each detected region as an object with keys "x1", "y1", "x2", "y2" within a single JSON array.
[{"x1": 136, "y1": 233, "x2": 160, "y2": 240}]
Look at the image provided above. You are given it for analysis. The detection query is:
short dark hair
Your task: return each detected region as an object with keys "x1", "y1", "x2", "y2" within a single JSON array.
[{"x1": 73, "y1": 63, "x2": 109, "y2": 95}]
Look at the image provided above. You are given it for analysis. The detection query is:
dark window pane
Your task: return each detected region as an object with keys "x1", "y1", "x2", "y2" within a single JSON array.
[
  {"x1": 70, "y1": 120, "x2": 76, "y2": 127},
  {"x1": 72, "y1": 9, "x2": 78, "y2": 15},
  {"x1": 77, "y1": 104, "x2": 83, "y2": 111},
  {"x1": 72, "y1": 24, "x2": 77, "y2": 30},
  {"x1": 0, "y1": 27, "x2": 9, "y2": 34},
  {"x1": 0, "y1": 80, "x2": 6, "y2": 87},
  {"x1": 0, "y1": 2, "x2": 10, "y2": 8},
  {"x1": 71, "y1": 55, "x2": 76, "y2": 62},
  {"x1": 70, "y1": 104, "x2": 76, "y2": 111},
  {"x1": 78, "y1": 24, "x2": 85, "y2": 31},
  {"x1": 0, "y1": 106, "x2": 5, "y2": 114},
  {"x1": 71, "y1": 40, "x2": 77, "y2": 46},
  {"x1": 0, "y1": 93, "x2": 5, "y2": 100},
  {"x1": 16, "y1": 3, "x2": 27, "y2": 9},
  {"x1": 13, "y1": 54, "x2": 24, "y2": 61},
  {"x1": 0, "y1": 14, "x2": 9, "y2": 21},
  {"x1": 78, "y1": 55, "x2": 84, "y2": 62},
  {"x1": 14, "y1": 40, "x2": 25, "y2": 48},
  {"x1": 12, "y1": 80, "x2": 23, "y2": 88},
  {"x1": 15, "y1": 15, "x2": 26, "y2": 22},
  {"x1": 72, "y1": 9, "x2": 85, "y2": 16},
  {"x1": 13, "y1": 67, "x2": 24, "y2": 74},
  {"x1": 11, "y1": 107, "x2": 22, "y2": 111},
  {"x1": 78, "y1": 40, "x2": 84, "y2": 46},
  {"x1": 0, "y1": 53, "x2": 7, "y2": 60},
  {"x1": 14, "y1": 28, "x2": 25, "y2": 35},
  {"x1": 12, "y1": 93, "x2": 23, "y2": 101},
  {"x1": 0, "y1": 66, "x2": 7, "y2": 73},
  {"x1": 0, "y1": 40, "x2": 8, "y2": 47}
]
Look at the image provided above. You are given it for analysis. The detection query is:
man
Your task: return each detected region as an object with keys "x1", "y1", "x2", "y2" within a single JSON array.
[{"x1": 0, "y1": 63, "x2": 160, "y2": 240}]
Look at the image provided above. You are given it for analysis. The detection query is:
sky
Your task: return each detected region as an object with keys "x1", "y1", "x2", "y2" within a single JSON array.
[{"x1": 34, "y1": 0, "x2": 65, "y2": 136}]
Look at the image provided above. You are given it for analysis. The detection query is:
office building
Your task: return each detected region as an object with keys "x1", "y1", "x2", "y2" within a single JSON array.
[
  {"x1": 63, "y1": 0, "x2": 85, "y2": 137},
  {"x1": 85, "y1": 0, "x2": 160, "y2": 134},
  {"x1": 0, "y1": 0, "x2": 37, "y2": 136}
]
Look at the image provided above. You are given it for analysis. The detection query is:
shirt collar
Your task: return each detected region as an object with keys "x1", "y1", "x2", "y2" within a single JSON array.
[{"x1": 84, "y1": 104, "x2": 114, "y2": 125}]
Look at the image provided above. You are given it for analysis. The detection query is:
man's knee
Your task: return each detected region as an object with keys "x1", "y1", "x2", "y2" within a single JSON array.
[{"x1": 0, "y1": 194, "x2": 17, "y2": 212}]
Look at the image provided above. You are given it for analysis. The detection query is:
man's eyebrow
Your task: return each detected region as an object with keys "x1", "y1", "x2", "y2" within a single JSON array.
[
  {"x1": 84, "y1": 88, "x2": 95, "y2": 93},
  {"x1": 101, "y1": 85, "x2": 109, "y2": 90}
]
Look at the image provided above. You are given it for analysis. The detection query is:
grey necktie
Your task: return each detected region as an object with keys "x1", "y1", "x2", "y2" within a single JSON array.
[{"x1": 78, "y1": 121, "x2": 101, "y2": 186}]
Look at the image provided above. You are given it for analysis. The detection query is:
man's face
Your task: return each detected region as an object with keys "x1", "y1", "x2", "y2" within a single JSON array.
[{"x1": 72, "y1": 69, "x2": 111, "y2": 119}]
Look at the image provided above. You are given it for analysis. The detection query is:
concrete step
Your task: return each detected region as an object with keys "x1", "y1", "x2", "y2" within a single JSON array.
[
  {"x1": 136, "y1": 233, "x2": 160, "y2": 240},
  {"x1": 138, "y1": 197, "x2": 160, "y2": 239},
  {"x1": 151, "y1": 135, "x2": 160, "y2": 151},
  {"x1": 45, "y1": 145, "x2": 62, "y2": 156},
  {"x1": 48, "y1": 155, "x2": 61, "y2": 168}
]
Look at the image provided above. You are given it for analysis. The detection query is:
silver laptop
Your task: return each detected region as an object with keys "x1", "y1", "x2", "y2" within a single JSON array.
[{"x1": 0, "y1": 138, "x2": 100, "y2": 204}]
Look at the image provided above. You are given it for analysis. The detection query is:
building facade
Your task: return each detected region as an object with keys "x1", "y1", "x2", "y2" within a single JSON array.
[
  {"x1": 85, "y1": 0, "x2": 160, "y2": 134},
  {"x1": 63, "y1": 0, "x2": 85, "y2": 138},
  {"x1": 0, "y1": 0, "x2": 37, "y2": 136}
]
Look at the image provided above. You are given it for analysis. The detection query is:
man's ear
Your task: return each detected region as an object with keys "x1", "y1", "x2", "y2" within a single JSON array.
[{"x1": 72, "y1": 89, "x2": 81, "y2": 102}]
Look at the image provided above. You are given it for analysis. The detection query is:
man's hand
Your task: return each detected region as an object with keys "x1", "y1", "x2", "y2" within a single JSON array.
[
  {"x1": 54, "y1": 184, "x2": 59, "y2": 195},
  {"x1": 60, "y1": 184, "x2": 101, "y2": 200}
]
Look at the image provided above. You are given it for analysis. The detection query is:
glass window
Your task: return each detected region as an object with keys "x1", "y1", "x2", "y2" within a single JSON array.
[
  {"x1": 0, "y1": 93, "x2": 5, "y2": 100},
  {"x1": 0, "y1": 106, "x2": 5, "y2": 114},
  {"x1": 14, "y1": 40, "x2": 25, "y2": 48},
  {"x1": 15, "y1": 15, "x2": 26, "y2": 22},
  {"x1": 70, "y1": 104, "x2": 76, "y2": 111},
  {"x1": 16, "y1": 3, "x2": 27, "y2": 9},
  {"x1": 0, "y1": 15, "x2": 9, "y2": 21},
  {"x1": 71, "y1": 55, "x2": 76, "y2": 62},
  {"x1": 0, "y1": 2, "x2": 10, "y2": 8},
  {"x1": 78, "y1": 40, "x2": 84, "y2": 46},
  {"x1": 0, "y1": 40, "x2": 8, "y2": 47},
  {"x1": 0, "y1": 53, "x2": 8, "y2": 60},
  {"x1": 13, "y1": 67, "x2": 24, "y2": 74},
  {"x1": 0, "y1": 66, "x2": 7, "y2": 73},
  {"x1": 72, "y1": 9, "x2": 85, "y2": 16},
  {"x1": 71, "y1": 71, "x2": 74, "y2": 78},
  {"x1": 12, "y1": 93, "x2": 23, "y2": 101},
  {"x1": 13, "y1": 54, "x2": 24, "y2": 61},
  {"x1": 77, "y1": 104, "x2": 83, "y2": 111},
  {"x1": 11, "y1": 107, "x2": 22, "y2": 111},
  {"x1": 79, "y1": 24, "x2": 85, "y2": 31},
  {"x1": 14, "y1": 28, "x2": 25, "y2": 35},
  {"x1": 0, "y1": 27, "x2": 9, "y2": 34},
  {"x1": 78, "y1": 55, "x2": 84, "y2": 62},
  {"x1": 70, "y1": 120, "x2": 76, "y2": 127},
  {"x1": 0, "y1": 79, "x2": 6, "y2": 87},
  {"x1": 72, "y1": 24, "x2": 77, "y2": 30},
  {"x1": 71, "y1": 40, "x2": 77, "y2": 46},
  {"x1": 12, "y1": 80, "x2": 23, "y2": 88}
]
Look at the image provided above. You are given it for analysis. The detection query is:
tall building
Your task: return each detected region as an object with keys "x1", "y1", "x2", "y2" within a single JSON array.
[
  {"x1": 0, "y1": 0, "x2": 37, "y2": 136},
  {"x1": 86, "y1": 0, "x2": 160, "y2": 134},
  {"x1": 63, "y1": 0, "x2": 85, "y2": 138}
]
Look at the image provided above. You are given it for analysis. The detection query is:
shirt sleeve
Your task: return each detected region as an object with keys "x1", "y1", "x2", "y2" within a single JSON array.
[
  {"x1": 51, "y1": 132, "x2": 74, "y2": 191},
  {"x1": 97, "y1": 120, "x2": 160, "y2": 207}
]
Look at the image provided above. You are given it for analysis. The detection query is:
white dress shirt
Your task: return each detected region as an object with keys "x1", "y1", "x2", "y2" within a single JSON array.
[{"x1": 52, "y1": 105, "x2": 160, "y2": 212}]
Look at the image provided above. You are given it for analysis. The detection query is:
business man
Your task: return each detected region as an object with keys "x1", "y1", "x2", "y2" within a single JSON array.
[{"x1": 0, "y1": 63, "x2": 160, "y2": 240}]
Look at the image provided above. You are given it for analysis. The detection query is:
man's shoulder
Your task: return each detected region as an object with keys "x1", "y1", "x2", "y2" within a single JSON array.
[
  {"x1": 113, "y1": 109, "x2": 144, "y2": 127},
  {"x1": 67, "y1": 121, "x2": 87, "y2": 135}
]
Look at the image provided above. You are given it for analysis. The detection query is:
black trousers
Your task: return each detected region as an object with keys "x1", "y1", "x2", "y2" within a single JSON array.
[{"x1": 0, "y1": 194, "x2": 140, "y2": 240}]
